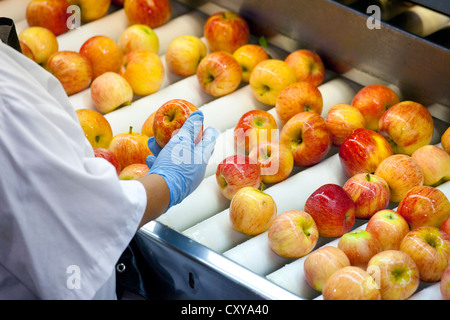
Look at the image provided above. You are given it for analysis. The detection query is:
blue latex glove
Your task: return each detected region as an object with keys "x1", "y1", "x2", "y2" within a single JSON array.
[{"x1": 146, "y1": 111, "x2": 219, "y2": 210}]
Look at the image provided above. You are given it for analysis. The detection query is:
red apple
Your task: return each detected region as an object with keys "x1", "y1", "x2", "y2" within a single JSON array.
[
  {"x1": 46, "y1": 51, "x2": 93, "y2": 96},
  {"x1": 93, "y1": 147, "x2": 121, "y2": 175},
  {"x1": 152, "y1": 99, "x2": 201, "y2": 148},
  {"x1": 279, "y1": 111, "x2": 332, "y2": 167},
  {"x1": 351, "y1": 84, "x2": 400, "y2": 131},
  {"x1": 322, "y1": 266, "x2": 381, "y2": 300},
  {"x1": 275, "y1": 81, "x2": 324, "y2": 123},
  {"x1": 378, "y1": 101, "x2": 434, "y2": 155},
  {"x1": 411, "y1": 145, "x2": 450, "y2": 187},
  {"x1": 203, "y1": 11, "x2": 250, "y2": 54},
  {"x1": 365, "y1": 209, "x2": 410, "y2": 251},
  {"x1": 303, "y1": 246, "x2": 351, "y2": 293},
  {"x1": 367, "y1": 250, "x2": 420, "y2": 300},
  {"x1": 441, "y1": 217, "x2": 450, "y2": 236},
  {"x1": 215, "y1": 155, "x2": 262, "y2": 200},
  {"x1": 18, "y1": 27, "x2": 58, "y2": 66},
  {"x1": 109, "y1": 126, "x2": 152, "y2": 170},
  {"x1": 90, "y1": 72, "x2": 133, "y2": 114},
  {"x1": 76, "y1": 109, "x2": 113, "y2": 149},
  {"x1": 26, "y1": 0, "x2": 70, "y2": 36},
  {"x1": 229, "y1": 186, "x2": 277, "y2": 236},
  {"x1": 325, "y1": 103, "x2": 366, "y2": 146},
  {"x1": 67, "y1": 0, "x2": 111, "y2": 22},
  {"x1": 343, "y1": 173, "x2": 390, "y2": 219},
  {"x1": 196, "y1": 51, "x2": 242, "y2": 97},
  {"x1": 141, "y1": 111, "x2": 156, "y2": 138},
  {"x1": 118, "y1": 163, "x2": 149, "y2": 180},
  {"x1": 268, "y1": 210, "x2": 319, "y2": 259},
  {"x1": 165, "y1": 35, "x2": 207, "y2": 77},
  {"x1": 249, "y1": 59, "x2": 297, "y2": 106},
  {"x1": 442, "y1": 127, "x2": 450, "y2": 154},
  {"x1": 248, "y1": 141, "x2": 294, "y2": 184},
  {"x1": 374, "y1": 154, "x2": 424, "y2": 203},
  {"x1": 232, "y1": 44, "x2": 269, "y2": 83},
  {"x1": 338, "y1": 230, "x2": 382, "y2": 269},
  {"x1": 234, "y1": 109, "x2": 278, "y2": 153},
  {"x1": 441, "y1": 265, "x2": 450, "y2": 300},
  {"x1": 284, "y1": 49, "x2": 326, "y2": 87},
  {"x1": 400, "y1": 226, "x2": 450, "y2": 282},
  {"x1": 339, "y1": 128, "x2": 393, "y2": 178},
  {"x1": 124, "y1": 0, "x2": 171, "y2": 28},
  {"x1": 304, "y1": 184, "x2": 356, "y2": 238},
  {"x1": 397, "y1": 185, "x2": 450, "y2": 230},
  {"x1": 80, "y1": 35, "x2": 124, "y2": 80}
]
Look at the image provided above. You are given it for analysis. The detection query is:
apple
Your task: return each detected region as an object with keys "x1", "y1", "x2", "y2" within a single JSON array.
[
  {"x1": 18, "y1": 27, "x2": 58, "y2": 66},
  {"x1": 279, "y1": 111, "x2": 332, "y2": 167},
  {"x1": 118, "y1": 163, "x2": 149, "y2": 180},
  {"x1": 284, "y1": 49, "x2": 326, "y2": 87},
  {"x1": 19, "y1": 41, "x2": 35, "y2": 61},
  {"x1": 248, "y1": 141, "x2": 294, "y2": 184},
  {"x1": 343, "y1": 173, "x2": 390, "y2": 219},
  {"x1": 26, "y1": 0, "x2": 70, "y2": 36},
  {"x1": 120, "y1": 50, "x2": 165, "y2": 96},
  {"x1": 233, "y1": 109, "x2": 278, "y2": 153},
  {"x1": 365, "y1": 209, "x2": 410, "y2": 251},
  {"x1": 303, "y1": 246, "x2": 351, "y2": 293},
  {"x1": 338, "y1": 230, "x2": 382, "y2": 269},
  {"x1": 400, "y1": 226, "x2": 450, "y2": 282},
  {"x1": 229, "y1": 186, "x2": 277, "y2": 236},
  {"x1": 93, "y1": 147, "x2": 121, "y2": 175},
  {"x1": 339, "y1": 128, "x2": 393, "y2": 178},
  {"x1": 141, "y1": 111, "x2": 156, "y2": 138},
  {"x1": 411, "y1": 145, "x2": 450, "y2": 187},
  {"x1": 67, "y1": 0, "x2": 111, "y2": 22},
  {"x1": 216, "y1": 155, "x2": 262, "y2": 201},
  {"x1": 165, "y1": 35, "x2": 207, "y2": 77},
  {"x1": 397, "y1": 186, "x2": 450, "y2": 230},
  {"x1": 441, "y1": 217, "x2": 450, "y2": 236},
  {"x1": 232, "y1": 44, "x2": 269, "y2": 83},
  {"x1": 374, "y1": 154, "x2": 424, "y2": 203},
  {"x1": 118, "y1": 24, "x2": 159, "y2": 55},
  {"x1": 441, "y1": 265, "x2": 450, "y2": 300},
  {"x1": 325, "y1": 103, "x2": 366, "y2": 146},
  {"x1": 196, "y1": 51, "x2": 242, "y2": 97},
  {"x1": 367, "y1": 250, "x2": 420, "y2": 300},
  {"x1": 275, "y1": 81, "x2": 324, "y2": 123},
  {"x1": 124, "y1": 0, "x2": 171, "y2": 28},
  {"x1": 322, "y1": 266, "x2": 381, "y2": 300},
  {"x1": 351, "y1": 84, "x2": 400, "y2": 131},
  {"x1": 79, "y1": 35, "x2": 123, "y2": 80},
  {"x1": 378, "y1": 101, "x2": 434, "y2": 155},
  {"x1": 442, "y1": 127, "x2": 450, "y2": 154},
  {"x1": 76, "y1": 109, "x2": 113, "y2": 149},
  {"x1": 109, "y1": 126, "x2": 152, "y2": 170},
  {"x1": 249, "y1": 59, "x2": 297, "y2": 106},
  {"x1": 268, "y1": 210, "x2": 319, "y2": 259},
  {"x1": 304, "y1": 183, "x2": 356, "y2": 238},
  {"x1": 152, "y1": 99, "x2": 201, "y2": 148},
  {"x1": 46, "y1": 51, "x2": 93, "y2": 96},
  {"x1": 90, "y1": 72, "x2": 133, "y2": 114},
  {"x1": 203, "y1": 11, "x2": 250, "y2": 54}
]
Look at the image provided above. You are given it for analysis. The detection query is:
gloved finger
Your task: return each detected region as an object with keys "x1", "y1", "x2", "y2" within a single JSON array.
[
  {"x1": 147, "y1": 136, "x2": 162, "y2": 156},
  {"x1": 146, "y1": 154, "x2": 156, "y2": 169},
  {"x1": 200, "y1": 126, "x2": 219, "y2": 162},
  {"x1": 175, "y1": 111, "x2": 204, "y2": 142}
]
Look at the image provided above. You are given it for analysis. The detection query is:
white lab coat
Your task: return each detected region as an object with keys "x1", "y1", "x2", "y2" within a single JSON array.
[{"x1": 0, "y1": 41, "x2": 147, "y2": 299}]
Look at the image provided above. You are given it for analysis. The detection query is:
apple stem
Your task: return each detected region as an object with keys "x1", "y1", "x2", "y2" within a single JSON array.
[
  {"x1": 129, "y1": 126, "x2": 133, "y2": 134},
  {"x1": 259, "y1": 182, "x2": 266, "y2": 192}
]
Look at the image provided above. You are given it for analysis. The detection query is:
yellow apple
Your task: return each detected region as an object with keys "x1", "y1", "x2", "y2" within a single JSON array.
[
  {"x1": 411, "y1": 145, "x2": 450, "y2": 186},
  {"x1": 90, "y1": 72, "x2": 133, "y2": 114},
  {"x1": 232, "y1": 44, "x2": 269, "y2": 82},
  {"x1": 165, "y1": 35, "x2": 207, "y2": 77},
  {"x1": 118, "y1": 24, "x2": 159, "y2": 55},
  {"x1": 325, "y1": 103, "x2": 366, "y2": 146},
  {"x1": 120, "y1": 50, "x2": 165, "y2": 96},
  {"x1": 284, "y1": 49, "x2": 326, "y2": 87},
  {"x1": 18, "y1": 27, "x2": 58, "y2": 66},
  {"x1": 76, "y1": 109, "x2": 113, "y2": 149},
  {"x1": 442, "y1": 127, "x2": 450, "y2": 154}
]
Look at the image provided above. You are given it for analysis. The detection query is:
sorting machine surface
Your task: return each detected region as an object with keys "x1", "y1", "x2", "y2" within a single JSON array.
[{"x1": 3, "y1": 0, "x2": 449, "y2": 300}]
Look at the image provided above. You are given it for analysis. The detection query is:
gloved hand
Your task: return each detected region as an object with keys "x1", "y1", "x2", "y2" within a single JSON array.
[{"x1": 146, "y1": 110, "x2": 219, "y2": 210}]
